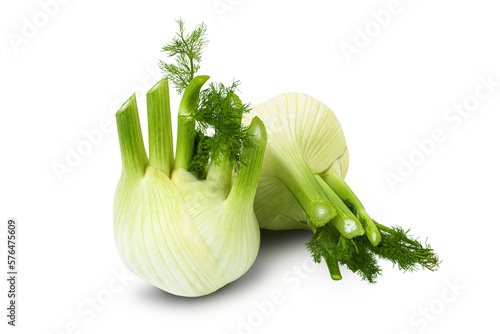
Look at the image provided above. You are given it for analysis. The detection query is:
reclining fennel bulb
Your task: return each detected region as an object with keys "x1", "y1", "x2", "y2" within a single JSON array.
[{"x1": 244, "y1": 93, "x2": 439, "y2": 283}]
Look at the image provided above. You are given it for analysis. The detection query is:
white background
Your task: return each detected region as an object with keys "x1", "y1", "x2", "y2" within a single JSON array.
[{"x1": 1, "y1": 0, "x2": 500, "y2": 333}]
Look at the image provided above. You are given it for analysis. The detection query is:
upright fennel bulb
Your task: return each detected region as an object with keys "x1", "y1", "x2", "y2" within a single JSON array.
[
  {"x1": 245, "y1": 93, "x2": 439, "y2": 282},
  {"x1": 114, "y1": 20, "x2": 267, "y2": 297},
  {"x1": 114, "y1": 76, "x2": 266, "y2": 297}
]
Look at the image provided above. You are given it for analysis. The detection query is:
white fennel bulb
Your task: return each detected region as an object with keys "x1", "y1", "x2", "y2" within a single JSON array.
[
  {"x1": 114, "y1": 76, "x2": 267, "y2": 297},
  {"x1": 244, "y1": 93, "x2": 378, "y2": 240},
  {"x1": 244, "y1": 93, "x2": 439, "y2": 283}
]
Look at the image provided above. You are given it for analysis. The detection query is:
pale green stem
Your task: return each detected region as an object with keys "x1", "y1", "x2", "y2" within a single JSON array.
[
  {"x1": 325, "y1": 256, "x2": 342, "y2": 280},
  {"x1": 315, "y1": 175, "x2": 365, "y2": 239},
  {"x1": 115, "y1": 94, "x2": 148, "y2": 181},
  {"x1": 147, "y1": 78, "x2": 173, "y2": 176},
  {"x1": 226, "y1": 117, "x2": 267, "y2": 204},
  {"x1": 276, "y1": 157, "x2": 336, "y2": 227},
  {"x1": 322, "y1": 173, "x2": 381, "y2": 246},
  {"x1": 206, "y1": 160, "x2": 232, "y2": 189},
  {"x1": 325, "y1": 223, "x2": 343, "y2": 280},
  {"x1": 174, "y1": 75, "x2": 210, "y2": 170}
]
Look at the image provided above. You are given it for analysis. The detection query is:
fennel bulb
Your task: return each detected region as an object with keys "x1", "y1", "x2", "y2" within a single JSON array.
[
  {"x1": 245, "y1": 93, "x2": 439, "y2": 282},
  {"x1": 114, "y1": 76, "x2": 266, "y2": 297},
  {"x1": 114, "y1": 20, "x2": 267, "y2": 297}
]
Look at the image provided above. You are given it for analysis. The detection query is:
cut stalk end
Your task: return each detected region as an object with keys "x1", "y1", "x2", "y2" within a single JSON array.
[
  {"x1": 277, "y1": 158, "x2": 337, "y2": 228},
  {"x1": 331, "y1": 216, "x2": 365, "y2": 239},
  {"x1": 358, "y1": 208, "x2": 382, "y2": 246},
  {"x1": 315, "y1": 174, "x2": 364, "y2": 237},
  {"x1": 321, "y1": 172, "x2": 381, "y2": 245},
  {"x1": 325, "y1": 256, "x2": 342, "y2": 280},
  {"x1": 116, "y1": 94, "x2": 148, "y2": 180},
  {"x1": 310, "y1": 202, "x2": 337, "y2": 227}
]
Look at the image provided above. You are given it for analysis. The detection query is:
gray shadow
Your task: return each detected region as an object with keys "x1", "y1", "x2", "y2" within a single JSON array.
[{"x1": 135, "y1": 228, "x2": 312, "y2": 306}]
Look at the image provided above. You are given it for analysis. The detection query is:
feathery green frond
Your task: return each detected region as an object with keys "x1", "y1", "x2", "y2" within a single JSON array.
[
  {"x1": 160, "y1": 19, "x2": 208, "y2": 93},
  {"x1": 189, "y1": 81, "x2": 252, "y2": 173},
  {"x1": 306, "y1": 220, "x2": 439, "y2": 283},
  {"x1": 307, "y1": 225, "x2": 381, "y2": 284},
  {"x1": 367, "y1": 222, "x2": 441, "y2": 272}
]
